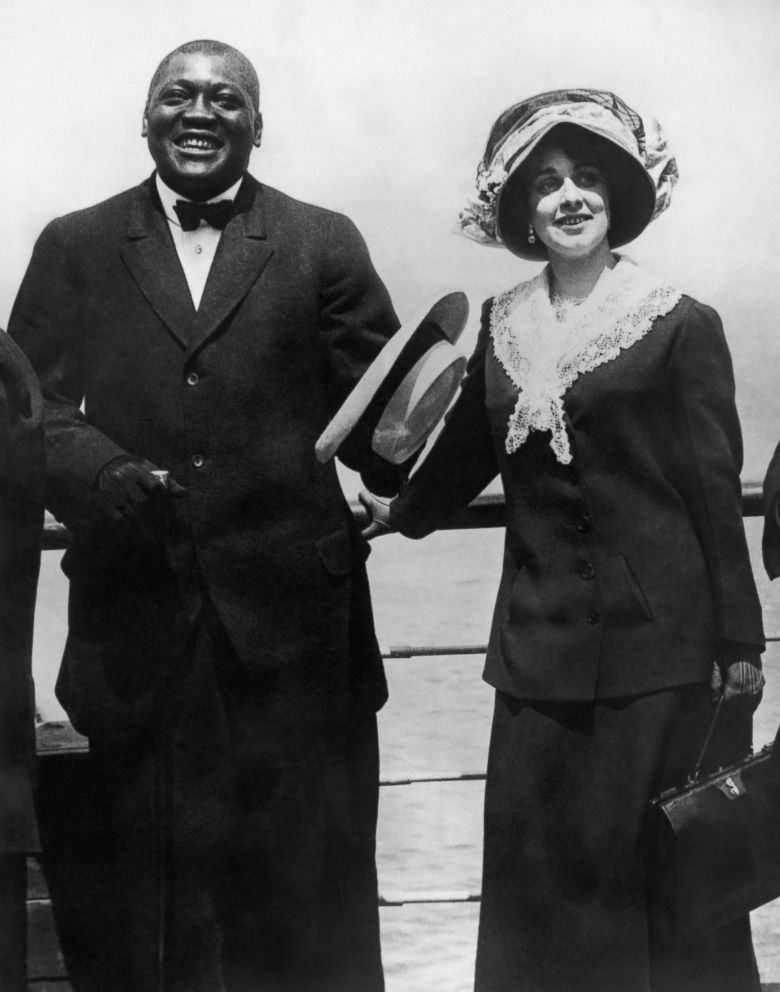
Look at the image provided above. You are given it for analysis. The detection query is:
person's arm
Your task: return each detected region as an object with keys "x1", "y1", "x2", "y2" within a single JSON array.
[
  {"x1": 8, "y1": 221, "x2": 180, "y2": 535},
  {"x1": 0, "y1": 330, "x2": 44, "y2": 512},
  {"x1": 669, "y1": 300, "x2": 764, "y2": 706},
  {"x1": 317, "y1": 212, "x2": 410, "y2": 496},
  {"x1": 384, "y1": 300, "x2": 500, "y2": 539}
]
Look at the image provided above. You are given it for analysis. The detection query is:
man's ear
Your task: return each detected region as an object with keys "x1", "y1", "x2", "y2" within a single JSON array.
[
  {"x1": 253, "y1": 113, "x2": 263, "y2": 148},
  {"x1": 141, "y1": 109, "x2": 149, "y2": 138}
]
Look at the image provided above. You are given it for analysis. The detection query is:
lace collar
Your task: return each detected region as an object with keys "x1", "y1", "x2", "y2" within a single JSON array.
[{"x1": 490, "y1": 256, "x2": 682, "y2": 464}]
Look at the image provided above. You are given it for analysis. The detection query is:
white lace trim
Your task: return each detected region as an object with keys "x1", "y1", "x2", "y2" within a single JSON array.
[{"x1": 490, "y1": 257, "x2": 682, "y2": 463}]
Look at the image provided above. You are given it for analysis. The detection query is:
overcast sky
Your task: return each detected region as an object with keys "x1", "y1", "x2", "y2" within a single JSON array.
[{"x1": 4, "y1": 0, "x2": 780, "y2": 477}]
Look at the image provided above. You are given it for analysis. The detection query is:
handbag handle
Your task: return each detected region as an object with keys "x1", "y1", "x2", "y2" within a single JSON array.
[{"x1": 688, "y1": 692, "x2": 726, "y2": 785}]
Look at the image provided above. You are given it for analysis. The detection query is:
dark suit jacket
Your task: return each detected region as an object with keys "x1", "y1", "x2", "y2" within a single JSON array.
[
  {"x1": 391, "y1": 294, "x2": 764, "y2": 702},
  {"x1": 0, "y1": 330, "x2": 43, "y2": 852},
  {"x1": 9, "y1": 174, "x2": 399, "y2": 740}
]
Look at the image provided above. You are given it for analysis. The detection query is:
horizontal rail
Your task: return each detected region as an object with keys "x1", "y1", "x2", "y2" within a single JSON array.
[
  {"x1": 40, "y1": 482, "x2": 766, "y2": 550},
  {"x1": 382, "y1": 643, "x2": 487, "y2": 658},
  {"x1": 384, "y1": 637, "x2": 780, "y2": 658},
  {"x1": 381, "y1": 771, "x2": 485, "y2": 786},
  {"x1": 379, "y1": 890, "x2": 481, "y2": 907},
  {"x1": 35, "y1": 724, "x2": 489, "y2": 786},
  {"x1": 41, "y1": 517, "x2": 70, "y2": 551}
]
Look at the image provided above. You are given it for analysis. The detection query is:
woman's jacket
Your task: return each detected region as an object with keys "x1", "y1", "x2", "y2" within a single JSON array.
[{"x1": 391, "y1": 269, "x2": 764, "y2": 703}]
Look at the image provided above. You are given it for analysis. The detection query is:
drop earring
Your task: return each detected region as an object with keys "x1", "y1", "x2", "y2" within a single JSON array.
[{"x1": 527, "y1": 224, "x2": 536, "y2": 245}]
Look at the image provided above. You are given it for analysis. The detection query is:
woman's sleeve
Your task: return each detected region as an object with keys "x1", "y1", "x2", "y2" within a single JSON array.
[
  {"x1": 389, "y1": 299, "x2": 500, "y2": 539},
  {"x1": 670, "y1": 301, "x2": 765, "y2": 651}
]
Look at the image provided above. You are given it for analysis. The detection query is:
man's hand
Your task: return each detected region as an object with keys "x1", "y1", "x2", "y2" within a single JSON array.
[
  {"x1": 358, "y1": 490, "x2": 393, "y2": 540},
  {"x1": 710, "y1": 655, "x2": 765, "y2": 711},
  {"x1": 95, "y1": 455, "x2": 187, "y2": 539}
]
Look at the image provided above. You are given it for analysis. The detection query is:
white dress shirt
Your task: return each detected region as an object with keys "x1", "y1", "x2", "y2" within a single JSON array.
[{"x1": 155, "y1": 174, "x2": 243, "y2": 309}]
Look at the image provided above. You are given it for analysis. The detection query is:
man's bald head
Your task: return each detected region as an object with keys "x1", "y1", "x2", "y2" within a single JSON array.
[{"x1": 147, "y1": 40, "x2": 260, "y2": 113}]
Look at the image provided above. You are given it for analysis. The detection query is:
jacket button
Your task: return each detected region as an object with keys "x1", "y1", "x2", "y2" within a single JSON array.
[
  {"x1": 575, "y1": 515, "x2": 591, "y2": 533},
  {"x1": 578, "y1": 560, "x2": 595, "y2": 580},
  {"x1": 586, "y1": 610, "x2": 601, "y2": 625},
  {"x1": 191, "y1": 454, "x2": 204, "y2": 468},
  {"x1": 186, "y1": 372, "x2": 200, "y2": 386}
]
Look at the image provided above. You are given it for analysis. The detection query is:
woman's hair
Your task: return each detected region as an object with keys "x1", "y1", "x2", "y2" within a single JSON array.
[{"x1": 498, "y1": 123, "x2": 636, "y2": 256}]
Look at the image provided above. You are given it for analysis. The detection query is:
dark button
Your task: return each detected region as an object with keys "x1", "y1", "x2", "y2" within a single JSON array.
[
  {"x1": 191, "y1": 454, "x2": 204, "y2": 468},
  {"x1": 586, "y1": 610, "x2": 601, "y2": 625},
  {"x1": 575, "y1": 515, "x2": 591, "y2": 534},
  {"x1": 186, "y1": 372, "x2": 200, "y2": 386},
  {"x1": 578, "y1": 560, "x2": 595, "y2": 580}
]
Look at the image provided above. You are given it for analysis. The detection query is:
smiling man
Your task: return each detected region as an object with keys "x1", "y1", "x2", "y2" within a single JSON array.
[{"x1": 9, "y1": 39, "x2": 401, "y2": 992}]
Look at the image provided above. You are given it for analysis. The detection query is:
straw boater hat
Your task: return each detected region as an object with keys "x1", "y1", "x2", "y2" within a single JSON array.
[
  {"x1": 315, "y1": 292, "x2": 469, "y2": 466},
  {"x1": 459, "y1": 88, "x2": 678, "y2": 260}
]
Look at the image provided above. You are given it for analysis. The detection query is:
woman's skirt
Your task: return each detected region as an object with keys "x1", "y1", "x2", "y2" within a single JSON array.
[{"x1": 474, "y1": 682, "x2": 760, "y2": 992}]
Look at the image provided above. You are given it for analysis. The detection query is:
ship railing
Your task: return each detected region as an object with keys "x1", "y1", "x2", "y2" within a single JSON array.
[{"x1": 33, "y1": 481, "x2": 773, "y2": 926}]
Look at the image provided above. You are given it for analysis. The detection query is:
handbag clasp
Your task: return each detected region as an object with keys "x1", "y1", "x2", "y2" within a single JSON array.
[{"x1": 718, "y1": 774, "x2": 745, "y2": 800}]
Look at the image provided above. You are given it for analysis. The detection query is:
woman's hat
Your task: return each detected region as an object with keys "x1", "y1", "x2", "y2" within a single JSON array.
[
  {"x1": 459, "y1": 88, "x2": 678, "y2": 260},
  {"x1": 315, "y1": 292, "x2": 469, "y2": 466}
]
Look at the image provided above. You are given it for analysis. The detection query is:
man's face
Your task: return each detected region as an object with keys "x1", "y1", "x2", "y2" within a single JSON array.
[{"x1": 143, "y1": 52, "x2": 262, "y2": 201}]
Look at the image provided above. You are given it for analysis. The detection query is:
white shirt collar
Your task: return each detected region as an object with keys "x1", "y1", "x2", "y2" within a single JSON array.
[{"x1": 155, "y1": 174, "x2": 244, "y2": 227}]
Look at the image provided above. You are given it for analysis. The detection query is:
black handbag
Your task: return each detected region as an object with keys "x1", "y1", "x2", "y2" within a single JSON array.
[{"x1": 645, "y1": 695, "x2": 780, "y2": 945}]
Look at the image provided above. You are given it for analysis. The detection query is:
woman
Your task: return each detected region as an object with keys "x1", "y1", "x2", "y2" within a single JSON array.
[{"x1": 362, "y1": 90, "x2": 765, "y2": 991}]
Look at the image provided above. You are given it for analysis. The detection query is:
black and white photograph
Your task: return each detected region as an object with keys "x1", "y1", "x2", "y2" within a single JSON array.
[{"x1": 2, "y1": 0, "x2": 780, "y2": 989}]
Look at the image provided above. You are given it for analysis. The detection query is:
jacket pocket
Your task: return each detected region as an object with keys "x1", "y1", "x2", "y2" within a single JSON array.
[
  {"x1": 601, "y1": 554, "x2": 655, "y2": 623},
  {"x1": 315, "y1": 527, "x2": 354, "y2": 578}
]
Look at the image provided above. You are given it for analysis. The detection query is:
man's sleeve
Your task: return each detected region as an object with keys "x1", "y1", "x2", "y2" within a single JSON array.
[
  {"x1": 8, "y1": 220, "x2": 125, "y2": 529},
  {"x1": 317, "y1": 212, "x2": 411, "y2": 496}
]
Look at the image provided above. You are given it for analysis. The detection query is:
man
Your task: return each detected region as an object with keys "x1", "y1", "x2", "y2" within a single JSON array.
[
  {"x1": 10, "y1": 39, "x2": 401, "y2": 992},
  {"x1": 0, "y1": 330, "x2": 43, "y2": 991}
]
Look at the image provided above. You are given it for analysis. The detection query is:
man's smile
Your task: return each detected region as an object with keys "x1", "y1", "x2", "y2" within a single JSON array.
[{"x1": 173, "y1": 132, "x2": 223, "y2": 152}]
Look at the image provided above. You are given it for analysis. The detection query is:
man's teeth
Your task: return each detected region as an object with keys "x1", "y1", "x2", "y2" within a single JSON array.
[{"x1": 179, "y1": 138, "x2": 218, "y2": 149}]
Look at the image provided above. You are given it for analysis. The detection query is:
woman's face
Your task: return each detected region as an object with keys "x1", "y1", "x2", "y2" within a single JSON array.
[{"x1": 527, "y1": 146, "x2": 610, "y2": 262}]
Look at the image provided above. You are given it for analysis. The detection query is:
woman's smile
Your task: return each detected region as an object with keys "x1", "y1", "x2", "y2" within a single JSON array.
[{"x1": 555, "y1": 213, "x2": 592, "y2": 229}]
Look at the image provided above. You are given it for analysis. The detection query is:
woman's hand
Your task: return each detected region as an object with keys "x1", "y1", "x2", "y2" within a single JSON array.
[
  {"x1": 710, "y1": 654, "x2": 765, "y2": 711},
  {"x1": 358, "y1": 490, "x2": 393, "y2": 540}
]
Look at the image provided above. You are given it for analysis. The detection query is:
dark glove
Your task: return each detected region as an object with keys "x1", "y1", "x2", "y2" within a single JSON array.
[
  {"x1": 95, "y1": 455, "x2": 186, "y2": 540},
  {"x1": 710, "y1": 651, "x2": 765, "y2": 711},
  {"x1": 358, "y1": 490, "x2": 393, "y2": 540}
]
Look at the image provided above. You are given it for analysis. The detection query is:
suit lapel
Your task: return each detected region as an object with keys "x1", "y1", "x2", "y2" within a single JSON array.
[
  {"x1": 187, "y1": 177, "x2": 275, "y2": 357},
  {"x1": 120, "y1": 181, "x2": 196, "y2": 348}
]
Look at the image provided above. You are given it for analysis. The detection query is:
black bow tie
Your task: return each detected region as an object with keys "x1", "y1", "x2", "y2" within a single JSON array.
[{"x1": 173, "y1": 199, "x2": 233, "y2": 232}]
